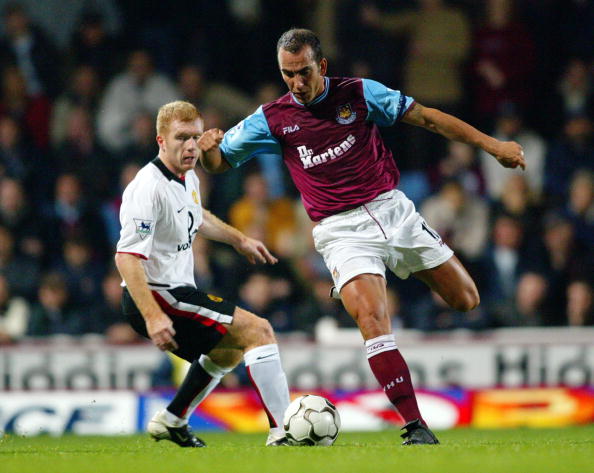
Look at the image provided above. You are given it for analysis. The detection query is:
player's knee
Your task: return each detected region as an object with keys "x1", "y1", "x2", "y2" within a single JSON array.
[
  {"x1": 250, "y1": 316, "x2": 275, "y2": 345},
  {"x1": 452, "y1": 287, "x2": 480, "y2": 312}
]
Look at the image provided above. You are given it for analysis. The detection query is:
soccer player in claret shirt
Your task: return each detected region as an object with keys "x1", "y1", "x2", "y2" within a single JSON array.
[
  {"x1": 198, "y1": 29, "x2": 527, "y2": 445},
  {"x1": 115, "y1": 101, "x2": 291, "y2": 447}
]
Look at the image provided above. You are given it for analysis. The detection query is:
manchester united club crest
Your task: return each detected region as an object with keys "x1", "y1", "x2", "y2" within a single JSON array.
[{"x1": 336, "y1": 103, "x2": 356, "y2": 124}]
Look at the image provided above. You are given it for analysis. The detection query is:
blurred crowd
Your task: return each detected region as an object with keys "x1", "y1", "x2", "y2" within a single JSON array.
[{"x1": 0, "y1": 0, "x2": 592, "y2": 347}]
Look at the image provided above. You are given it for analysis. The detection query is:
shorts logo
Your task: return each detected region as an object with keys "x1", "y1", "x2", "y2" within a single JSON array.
[
  {"x1": 336, "y1": 103, "x2": 356, "y2": 124},
  {"x1": 134, "y1": 219, "x2": 153, "y2": 240},
  {"x1": 207, "y1": 294, "x2": 223, "y2": 302},
  {"x1": 421, "y1": 221, "x2": 444, "y2": 245}
]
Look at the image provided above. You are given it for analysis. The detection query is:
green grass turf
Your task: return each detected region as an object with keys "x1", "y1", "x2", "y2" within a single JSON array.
[{"x1": 1, "y1": 427, "x2": 593, "y2": 473}]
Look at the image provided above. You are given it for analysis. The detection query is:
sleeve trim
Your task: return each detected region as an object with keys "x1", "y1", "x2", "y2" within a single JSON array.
[
  {"x1": 398, "y1": 100, "x2": 416, "y2": 122},
  {"x1": 116, "y1": 251, "x2": 148, "y2": 260}
]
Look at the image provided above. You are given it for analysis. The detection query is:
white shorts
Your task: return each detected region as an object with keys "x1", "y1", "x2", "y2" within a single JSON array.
[{"x1": 312, "y1": 189, "x2": 453, "y2": 292}]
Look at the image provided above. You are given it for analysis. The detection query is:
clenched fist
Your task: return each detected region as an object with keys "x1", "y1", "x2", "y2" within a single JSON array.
[
  {"x1": 197, "y1": 128, "x2": 224, "y2": 153},
  {"x1": 491, "y1": 141, "x2": 526, "y2": 170}
]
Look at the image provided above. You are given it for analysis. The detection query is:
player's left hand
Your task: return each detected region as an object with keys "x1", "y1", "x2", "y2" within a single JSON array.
[
  {"x1": 234, "y1": 236, "x2": 278, "y2": 265},
  {"x1": 491, "y1": 140, "x2": 526, "y2": 170}
]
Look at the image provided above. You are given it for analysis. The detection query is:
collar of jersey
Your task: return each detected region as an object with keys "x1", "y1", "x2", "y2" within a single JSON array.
[
  {"x1": 151, "y1": 157, "x2": 185, "y2": 187},
  {"x1": 290, "y1": 76, "x2": 330, "y2": 107}
]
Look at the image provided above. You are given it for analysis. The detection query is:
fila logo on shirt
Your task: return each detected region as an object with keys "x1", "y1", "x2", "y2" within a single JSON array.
[
  {"x1": 297, "y1": 134, "x2": 356, "y2": 169},
  {"x1": 283, "y1": 124, "x2": 300, "y2": 134}
]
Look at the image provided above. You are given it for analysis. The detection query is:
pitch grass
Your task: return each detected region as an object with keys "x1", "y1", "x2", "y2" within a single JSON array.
[{"x1": 2, "y1": 427, "x2": 593, "y2": 473}]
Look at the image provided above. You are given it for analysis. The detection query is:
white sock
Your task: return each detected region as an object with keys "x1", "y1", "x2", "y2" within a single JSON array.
[
  {"x1": 365, "y1": 334, "x2": 398, "y2": 358},
  {"x1": 182, "y1": 355, "x2": 233, "y2": 420},
  {"x1": 161, "y1": 408, "x2": 186, "y2": 427},
  {"x1": 244, "y1": 344, "x2": 290, "y2": 434}
]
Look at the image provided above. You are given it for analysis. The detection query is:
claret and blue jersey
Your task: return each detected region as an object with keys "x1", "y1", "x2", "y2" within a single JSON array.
[{"x1": 220, "y1": 77, "x2": 415, "y2": 221}]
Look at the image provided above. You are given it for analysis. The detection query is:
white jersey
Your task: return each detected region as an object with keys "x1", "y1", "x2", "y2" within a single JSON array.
[{"x1": 117, "y1": 158, "x2": 203, "y2": 289}]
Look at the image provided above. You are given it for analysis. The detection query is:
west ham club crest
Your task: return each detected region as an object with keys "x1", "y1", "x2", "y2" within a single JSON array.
[{"x1": 336, "y1": 103, "x2": 357, "y2": 124}]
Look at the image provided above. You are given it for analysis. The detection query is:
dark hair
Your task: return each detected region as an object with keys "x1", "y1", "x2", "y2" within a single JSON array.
[{"x1": 277, "y1": 28, "x2": 323, "y2": 64}]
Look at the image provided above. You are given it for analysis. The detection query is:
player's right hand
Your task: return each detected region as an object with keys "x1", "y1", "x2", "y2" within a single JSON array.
[
  {"x1": 491, "y1": 140, "x2": 526, "y2": 170},
  {"x1": 197, "y1": 128, "x2": 224, "y2": 152},
  {"x1": 146, "y1": 313, "x2": 178, "y2": 352}
]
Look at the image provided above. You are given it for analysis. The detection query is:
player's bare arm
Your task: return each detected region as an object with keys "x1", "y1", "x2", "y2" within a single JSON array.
[
  {"x1": 402, "y1": 102, "x2": 526, "y2": 170},
  {"x1": 197, "y1": 209, "x2": 278, "y2": 265},
  {"x1": 197, "y1": 128, "x2": 231, "y2": 173},
  {"x1": 114, "y1": 252, "x2": 178, "y2": 351}
]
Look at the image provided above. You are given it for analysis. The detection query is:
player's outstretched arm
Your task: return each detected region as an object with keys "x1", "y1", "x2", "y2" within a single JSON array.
[
  {"x1": 402, "y1": 103, "x2": 526, "y2": 170},
  {"x1": 114, "y1": 252, "x2": 178, "y2": 351},
  {"x1": 197, "y1": 128, "x2": 231, "y2": 173},
  {"x1": 197, "y1": 209, "x2": 278, "y2": 265}
]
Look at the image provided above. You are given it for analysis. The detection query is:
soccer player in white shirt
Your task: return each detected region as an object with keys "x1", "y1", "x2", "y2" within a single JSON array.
[{"x1": 115, "y1": 101, "x2": 290, "y2": 447}]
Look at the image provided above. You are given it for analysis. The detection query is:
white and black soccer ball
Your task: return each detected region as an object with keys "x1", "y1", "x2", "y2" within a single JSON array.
[{"x1": 283, "y1": 395, "x2": 341, "y2": 446}]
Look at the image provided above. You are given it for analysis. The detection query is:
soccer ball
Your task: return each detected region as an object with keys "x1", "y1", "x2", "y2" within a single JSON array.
[{"x1": 283, "y1": 395, "x2": 341, "y2": 446}]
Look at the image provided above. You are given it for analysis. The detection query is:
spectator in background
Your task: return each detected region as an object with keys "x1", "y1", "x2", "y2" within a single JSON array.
[
  {"x1": 237, "y1": 271, "x2": 294, "y2": 333},
  {"x1": 0, "y1": 177, "x2": 44, "y2": 261},
  {"x1": 0, "y1": 224, "x2": 39, "y2": 301},
  {"x1": 69, "y1": 10, "x2": 122, "y2": 81},
  {"x1": 566, "y1": 280, "x2": 593, "y2": 327},
  {"x1": 546, "y1": 58, "x2": 594, "y2": 136},
  {"x1": 0, "y1": 2, "x2": 61, "y2": 98},
  {"x1": 89, "y1": 267, "x2": 139, "y2": 343},
  {"x1": 0, "y1": 273, "x2": 29, "y2": 344},
  {"x1": 50, "y1": 64, "x2": 102, "y2": 147},
  {"x1": 115, "y1": 111, "x2": 157, "y2": 167},
  {"x1": 0, "y1": 114, "x2": 38, "y2": 188},
  {"x1": 361, "y1": 0, "x2": 470, "y2": 113},
  {"x1": 54, "y1": 105, "x2": 113, "y2": 199},
  {"x1": 428, "y1": 141, "x2": 484, "y2": 196},
  {"x1": 490, "y1": 174, "x2": 542, "y2": 241},
  {"x1": 0, "y1": 65, "x2": 51, "y2": 150},
  {"x1": 521, "y1": 212, "x2": 593, "y2": 326},
  {"x1": 97, "y1": 49, "x2": 178, "y2": 152},
  {"x1": 27, "y1": 272, "x2": 88, "y2": 337},
  {"x1": 228, "y1": 170, "x2": 296, "y2": 255},
  {"x1": 101, "y1": 162, "x2": 141, "y2": 248},
  {"x1": 545, "y1": 112, "x2": 594, "y2": 206},
  {"x1": 421, "y1": 179, "x2": 490, "y2": 264},
  {"x1": 362, "y1": 0, "x2": 471, "y2": 169},
  {"x1": 42, "y1": 173, "x2": 109, "y2": 261},
  {"x1": 470, "y1": 0, "x2": 536, "y2": 128},
  {"x1": 295, "y1": 275, "x2": 344, "y2": 334},
  {"x1": 556, "y1": 0, "x2": 594, "y2": 62},
  {"x1": 479, "y1": 103, "x2": 546, "y2": 201},
  {"x1": 52, "y1": 237, "x2": 104, "y2": 309},
  {"x1": 177, "y1": 64, "x2": 254, "y2": 130},
  {"x1": 564, "y1": 169, "x2": 594, "y2": 248},
  {"x1": 479, "y1": 214, "x2": 527, "y2": 327},
  {"x1": 410, "y1": 290, "x2": 489, "y2": 331}
]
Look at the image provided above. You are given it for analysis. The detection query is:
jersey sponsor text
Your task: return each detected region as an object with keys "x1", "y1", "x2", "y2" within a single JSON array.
[{"x1": 297, "y1": 134, "x2": 356, "y2": 169}]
